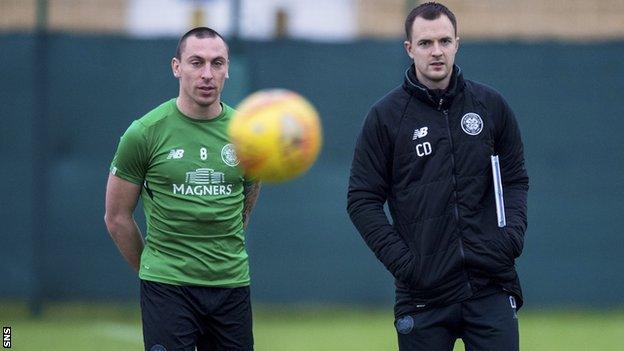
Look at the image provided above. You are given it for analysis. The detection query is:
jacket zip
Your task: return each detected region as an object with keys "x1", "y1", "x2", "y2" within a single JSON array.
[{"x1": 439, "y1": 98, "x2": 472, "y2": 292}]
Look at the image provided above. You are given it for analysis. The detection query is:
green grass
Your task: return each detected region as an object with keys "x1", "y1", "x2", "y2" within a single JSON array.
[{"x1": 2, "y1": 302, "x2": 623, "y2": 350}]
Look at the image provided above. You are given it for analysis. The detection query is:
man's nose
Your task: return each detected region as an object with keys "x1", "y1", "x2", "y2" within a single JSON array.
[
  {"x1": 201, "y1": 65, "x2": 213, "y2": 80},
  {"x1": 432, "y1": 42, "x2": 443, "y2": 56}
]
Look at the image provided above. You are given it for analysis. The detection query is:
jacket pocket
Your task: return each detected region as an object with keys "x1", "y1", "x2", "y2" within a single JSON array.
[
  {"x1": 464, "y1": 231, "x2": 514, "y2": 276},
  {"x1": 412, "y1": 243, "x2": 463, "y2": 291},
  {"x1": 505, "y1": 228, "x2": 524, "y2": 258},
  {"x1": 484, "y1": 236, "x2": 514, "y2": 267},
  {"x1": 396, "y1": 215, "x2": 459, "y2": 291},
  {"x1": 490, "y1": 227, "x2": 522, "y2": 260}
]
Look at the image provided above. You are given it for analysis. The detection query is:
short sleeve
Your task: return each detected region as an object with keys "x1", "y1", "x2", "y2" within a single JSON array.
[{"x1": 110, "y1": 121, "x2": 149, "y2": 185}]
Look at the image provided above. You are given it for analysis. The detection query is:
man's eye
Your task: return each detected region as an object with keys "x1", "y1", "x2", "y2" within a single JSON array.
[
  {"x1": 191, "y1": 61, "x2": 201, "y2": 66},
  {"x1": 419, "y1": 41, "x2": 430, "y2": 47}
]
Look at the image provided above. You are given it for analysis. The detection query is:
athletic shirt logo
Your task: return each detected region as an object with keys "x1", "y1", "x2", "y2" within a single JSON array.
[
  {"x1": 221, "y1": 143, "x2": 239, "y2": 167},
  {"x1": 461, "y1": 113, "x2": 483, "y2": 135}
]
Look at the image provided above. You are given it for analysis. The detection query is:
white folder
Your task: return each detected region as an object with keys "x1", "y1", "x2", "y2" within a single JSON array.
[{"x1": 491, "y1": 155, "x2": 506, "y2": 227}]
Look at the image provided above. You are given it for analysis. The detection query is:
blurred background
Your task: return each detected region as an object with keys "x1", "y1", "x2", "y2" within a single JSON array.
[{"x1": 1, "y1": 0, "x2": 624, "y2": 350}]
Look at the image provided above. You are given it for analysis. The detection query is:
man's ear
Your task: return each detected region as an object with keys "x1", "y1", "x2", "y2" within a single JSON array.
[
  {"x1": 172, "y1": 57, "x2": 181, "y2": 78},
  {"x1": 404, "y1": 41, "x2": 414, "y2": 59}
]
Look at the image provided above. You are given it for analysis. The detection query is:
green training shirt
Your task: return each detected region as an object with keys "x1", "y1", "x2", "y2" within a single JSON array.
[{"x1": 111, "y1": 98, "x2": 250, "y2": 287}]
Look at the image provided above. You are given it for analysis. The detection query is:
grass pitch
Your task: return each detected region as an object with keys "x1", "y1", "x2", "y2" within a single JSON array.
[{"x1": 2, "y1": 302, "x2": 623, "y2": 350}]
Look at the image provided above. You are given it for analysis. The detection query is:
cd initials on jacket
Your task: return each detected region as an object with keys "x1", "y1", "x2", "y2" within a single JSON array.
[{"x1": 410, "y1": 112, "x2": 486, "y2": 159}]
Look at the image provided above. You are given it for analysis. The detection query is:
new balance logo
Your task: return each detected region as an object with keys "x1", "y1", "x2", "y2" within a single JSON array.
[
  {"x1": 413, "y1": 127, "x2": 428, "y2": 140},
  {"x1": 167, "y1": 149, "x2": 185, "y2": 159}
]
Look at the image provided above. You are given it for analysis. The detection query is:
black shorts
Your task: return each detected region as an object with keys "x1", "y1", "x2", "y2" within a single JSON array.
[
  {"x1": 140, "y1": 279, "x2": 254, "y2": 351},
  {"x1": 395, "y1": 289, "x2": 519, "y2": 351}
]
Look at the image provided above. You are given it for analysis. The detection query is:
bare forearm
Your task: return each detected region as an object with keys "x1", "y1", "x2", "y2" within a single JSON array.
[
  {"x1": 105, "y1": 216, "x2": 144, "y2": 272},
  {"x1": 242, "y1": 182, "x2": 261, "y2": 229}
]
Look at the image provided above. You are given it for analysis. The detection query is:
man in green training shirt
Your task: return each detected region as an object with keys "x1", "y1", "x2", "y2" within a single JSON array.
[{"x1": 104, "y1": 27, "x2": 260, "y2": 351}]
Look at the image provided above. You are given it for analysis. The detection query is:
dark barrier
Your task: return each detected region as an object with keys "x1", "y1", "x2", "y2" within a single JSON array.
[{"x1": 1, "y1": 34, "x2": 623, "y2": 308}]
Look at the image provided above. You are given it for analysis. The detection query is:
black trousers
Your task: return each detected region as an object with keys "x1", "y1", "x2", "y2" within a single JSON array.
[
  {"x1": 395, "y1": 290, "x2": 519, "y2": 351},
  {"x1": 140, "y1": 280, "x2": 254, "y2": 351}
]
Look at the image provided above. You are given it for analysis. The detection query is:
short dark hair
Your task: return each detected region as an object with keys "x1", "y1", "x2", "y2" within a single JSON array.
[
  {"x1": 175, "y1": 27, "x2": 228, "y2": 59},
  {"x1": 405, "y1": 2, "x2": 457, "y2": 41}
]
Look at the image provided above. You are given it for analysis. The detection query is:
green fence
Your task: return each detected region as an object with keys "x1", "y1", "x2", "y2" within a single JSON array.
[{"x1": 1, "y1": 34, "x2": 623, "y2": 308}]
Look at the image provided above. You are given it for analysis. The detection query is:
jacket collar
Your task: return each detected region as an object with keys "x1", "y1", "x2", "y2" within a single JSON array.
[{"x1": 403, "y1": 64, "x2": 465, "y2": 109}]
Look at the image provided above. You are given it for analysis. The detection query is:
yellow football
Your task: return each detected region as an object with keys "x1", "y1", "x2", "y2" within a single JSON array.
[{"x1": 228, "y1": 89, "x2": 323, "y2": 182}]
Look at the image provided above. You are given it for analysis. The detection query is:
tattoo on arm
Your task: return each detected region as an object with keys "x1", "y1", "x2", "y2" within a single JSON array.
[{"x1": 242, "y1": 182, "x2": 261, "y2": 229}]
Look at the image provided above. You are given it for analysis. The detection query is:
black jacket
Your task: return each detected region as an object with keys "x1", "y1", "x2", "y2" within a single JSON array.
[{"x1": 347, "y1": 65, "x2": 529, "y2": 317}]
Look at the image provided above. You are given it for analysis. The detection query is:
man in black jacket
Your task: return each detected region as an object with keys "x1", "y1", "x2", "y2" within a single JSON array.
[{"x1": 347, "y1": 2, "x2": 529, "y2": 350}]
